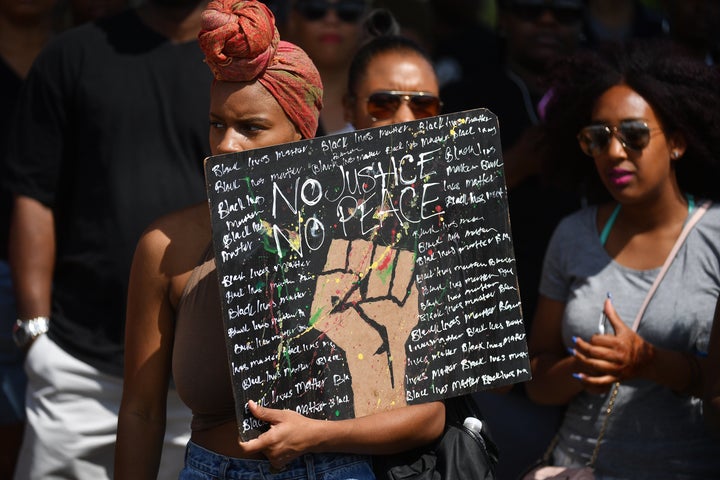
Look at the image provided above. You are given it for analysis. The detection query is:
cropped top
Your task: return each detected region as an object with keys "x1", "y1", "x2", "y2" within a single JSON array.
[
  {"x1": 174, "y1": 241, "x2": 358, "y2": 432},
  {"x1": 173, "y1": 245, "x2": 236, "y2": 432}
]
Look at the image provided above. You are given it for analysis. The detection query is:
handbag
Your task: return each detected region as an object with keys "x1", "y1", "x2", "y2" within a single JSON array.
[
  {"x1": 519, "y1": 385, "x2": 615, "y2": 480},
  {"x1": 374, "y1": 394, "x2": 499, "y2": 480},
  {"x1": 521, "y1": 201, "x2": 711, "y2": 480},
  {"x1": 521, "y1": 465, "x2": 595, "y2": 480}
]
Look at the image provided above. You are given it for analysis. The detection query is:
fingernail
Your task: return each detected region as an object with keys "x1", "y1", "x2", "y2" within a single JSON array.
[
  {"x1": 572, "y1": 336, "x2": 579, "y2": 344},
  {"x1": 572, "y1": 373, "x2": 583, "y2": 380},
  {"x1": 567, "y1": 347, "x2": 576, "y2": 356},
  {"x1": 606, "y1": 291, "x2": 612, "y2": 301}
]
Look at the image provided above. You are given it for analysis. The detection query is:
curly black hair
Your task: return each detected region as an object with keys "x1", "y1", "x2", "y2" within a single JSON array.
[{"x1": 542, "y1": 39, "x2": 720, "y2": 203}]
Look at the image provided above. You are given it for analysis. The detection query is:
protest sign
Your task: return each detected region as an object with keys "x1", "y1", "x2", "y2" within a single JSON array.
[{"x1": 204, "y1": 108, "x2": 531, "y2": 439}]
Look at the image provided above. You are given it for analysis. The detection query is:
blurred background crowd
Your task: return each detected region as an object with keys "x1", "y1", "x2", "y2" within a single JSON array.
[{"x1": 1, "y1": 1, "x2": 719, "y2": 479}]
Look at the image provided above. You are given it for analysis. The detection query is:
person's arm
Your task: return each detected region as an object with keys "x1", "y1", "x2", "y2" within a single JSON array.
[
  {"x1": 115, "y1": 227, "x2": 176, "y2": 480},
  {"x1": 9, "y1": 195, "x2": 55, "y2": 322},
  {"x1": 525, "y1": 295, "x2": 585, "y2": 405},
  {"x1": 705, "y1": 297, "x2": 720, "y2": 431},
  {"x1": 570, "y1": 297, "x2": 707, "y2": 396},
  {"x1": 239, "y1": 400, "x2": 445, "y2": 469}
]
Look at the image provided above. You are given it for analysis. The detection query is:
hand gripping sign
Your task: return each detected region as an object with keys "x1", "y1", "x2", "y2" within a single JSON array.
[{"x1": 205, "y1": 108, "x2": 530, "y2": 440}]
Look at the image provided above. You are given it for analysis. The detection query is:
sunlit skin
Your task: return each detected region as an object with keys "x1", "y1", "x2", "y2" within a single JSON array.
[
  {"x1": 209, "y1": 80, "x2": 302, "y2": 155},
  {"x1": 118, "y1": 80, "x2": 305, "y2": 470},
  {"x1": 526, "y1": 83, "x2": 698, "y2": 407},
  {"x1": 116, "y1": 78, "x2": 445, "y2": 477},
  {"x1": 345, "y1": 49, "x2": 439, "y2": 130},
  {"x1": 589, "y1": 84, "x2": 684, "y2": 210}
]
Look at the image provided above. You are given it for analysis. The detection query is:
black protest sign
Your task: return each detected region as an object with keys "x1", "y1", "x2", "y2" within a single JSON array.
[{"x1": 204, "y1": 108, "x2": 530, "y2": 440}]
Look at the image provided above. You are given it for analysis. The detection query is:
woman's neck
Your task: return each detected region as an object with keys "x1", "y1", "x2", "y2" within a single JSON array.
[
  {"x1": 318, "y1": 68, "x2": 349, "y2": 134},
  {"x1": 602, "y1": 188, "x2": 692, "y2": 270},
  {"x1": 0, "y1": 15, "x2": 54, "y2": 78},
  {"x1": 616, "y1": 189, "x2": 689, "y2": 233}
]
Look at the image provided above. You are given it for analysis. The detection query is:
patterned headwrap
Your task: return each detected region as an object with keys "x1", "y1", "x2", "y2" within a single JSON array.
[{"x1": 199, "y1": 0, "x2": 323, "y2": 139}]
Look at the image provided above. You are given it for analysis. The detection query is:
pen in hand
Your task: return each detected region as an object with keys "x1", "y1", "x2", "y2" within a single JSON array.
[{"x1": 598, "y1": 292, "x2": 613, "y2": 335}]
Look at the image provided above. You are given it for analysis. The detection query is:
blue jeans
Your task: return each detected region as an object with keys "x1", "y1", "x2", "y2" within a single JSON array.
[
  {"x1": 180, "y1": 441, "x2": 375, "y2": 480},
  {"x1": 0, "y1": 259, "x2": 26, "y2": 424}
]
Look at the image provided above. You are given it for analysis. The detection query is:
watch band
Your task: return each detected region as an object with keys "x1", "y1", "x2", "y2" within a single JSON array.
[{"x1": 13, "y1": 316, "x2": 50, "y2": 347}]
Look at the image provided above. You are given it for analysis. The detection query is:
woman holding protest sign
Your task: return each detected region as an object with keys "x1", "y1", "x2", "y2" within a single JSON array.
[
  {"x1": 114, "y1": 1, "x2": 444, "y2": 479},
  {"x1": 525, "y1": 40, "x2": 720, "y2": 479}
]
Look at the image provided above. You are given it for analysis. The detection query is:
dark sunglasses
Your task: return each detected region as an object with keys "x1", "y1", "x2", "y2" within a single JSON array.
[
  {"x1": 293, "y1": 0, "x2": 367, "y2": 23},
  {"x1": 365, "y1": 90, "x2": 442, "y2": 121},
  {"x1": 508, "y1": 4, "x2": 583, "y2": 25},
  {"x1": 577, "y1": 120, "x2": 663, "y2": 157}
]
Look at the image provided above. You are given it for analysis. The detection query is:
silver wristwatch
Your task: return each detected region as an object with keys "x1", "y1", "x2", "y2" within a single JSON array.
[{"x1": 12, "y1": 316, "x2": 49, "y2": 347}]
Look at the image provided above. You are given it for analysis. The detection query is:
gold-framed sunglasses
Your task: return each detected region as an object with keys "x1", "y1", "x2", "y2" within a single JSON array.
[
  {"x1": 364, "y1": 90, "x2": 442, "y2": 121},
  {"x1": 577, "y1": 120, "x2": 663, "y2": 157}
]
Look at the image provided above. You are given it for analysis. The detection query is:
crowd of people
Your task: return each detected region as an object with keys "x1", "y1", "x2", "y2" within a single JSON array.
[{"x1": 1, "y1": 0, "x2": 719, "y2": 479}]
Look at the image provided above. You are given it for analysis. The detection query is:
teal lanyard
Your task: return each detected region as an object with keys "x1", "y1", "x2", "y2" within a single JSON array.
[{"x1": 599, "y1": 194, "x2": 695, "y2": 246}]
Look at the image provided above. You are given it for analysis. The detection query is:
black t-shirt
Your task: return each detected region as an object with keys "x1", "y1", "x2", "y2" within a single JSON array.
[
  {"x1": 3, "y1": 9, "x2": 213, "y2": 375},
  {"x1": 0, "y1": 57, "x2": 23, "y2": 261},
  {"x1": 441, "y1": 68, "x2": 581, "y2": 326}
]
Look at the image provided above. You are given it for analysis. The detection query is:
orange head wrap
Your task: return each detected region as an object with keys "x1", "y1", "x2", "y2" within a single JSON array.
[{"x1": 199, "y1": 0, "x2": 323, "y2": 139}]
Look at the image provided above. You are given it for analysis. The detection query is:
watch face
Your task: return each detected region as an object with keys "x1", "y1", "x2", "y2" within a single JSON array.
[{"x1": 12, "y1": 320, "x2": 30, "y2": 347}]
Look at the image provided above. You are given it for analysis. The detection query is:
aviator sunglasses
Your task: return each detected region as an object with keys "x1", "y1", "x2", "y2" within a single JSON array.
[
  {"x1": 364, "y1": 90, "x2": 442, "y2": 121},
  {"x1": 577, "y1": 120, "x2": 663, "y2": 157},
  {"x1": 293, "y1": 0, "x2": 367, "y2": 23}
]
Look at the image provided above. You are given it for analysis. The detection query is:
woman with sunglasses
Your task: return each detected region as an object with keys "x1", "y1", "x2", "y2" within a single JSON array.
[
  {"x1": 342, "y1": 9, "x2": 441, "y2": 130},
  {"x1": 283, "y1": 0, "x2": 369, "y2": 136},
  {"x1": 114, "y1": 2, "x2": 444, "y2": 479},
  {"x1": 525, "y1": 40, "x2": 720, "y2": 479}
]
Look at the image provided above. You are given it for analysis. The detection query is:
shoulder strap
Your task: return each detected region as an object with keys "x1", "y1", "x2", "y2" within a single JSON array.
[
  {"x1": 541, "y1": 201, "x2": 712, "y2": 469},
  {"x1": 590, "y1": 200, "x2": 711, "y2": 467},
  {"x1": 630, "y1": 200, "x2": 710, "y2": 331}
]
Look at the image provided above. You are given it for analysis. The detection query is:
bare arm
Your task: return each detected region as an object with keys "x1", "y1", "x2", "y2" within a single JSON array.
[
  {"x1": 115, "y1": 227, "x2": 176, "y2": 480},
  {"x1": 239, "y1": 400, "x2": 445, "y2": 469},
  {"x1": 310, "y1": 401, "x2": 445, "y2": 454},
  {"x1": 8, "y1": 195, "x2": 54, "y2": 320},
  {"x1": 525, "y1": 295, "x2": 584, "y2": 405}
]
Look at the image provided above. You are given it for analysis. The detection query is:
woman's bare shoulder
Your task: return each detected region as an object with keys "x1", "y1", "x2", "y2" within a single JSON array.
[{"x1": 136, "y1": 202, "x2": 212, "y2": 270}]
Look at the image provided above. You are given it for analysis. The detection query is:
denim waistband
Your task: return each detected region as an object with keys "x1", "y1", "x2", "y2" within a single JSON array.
[{"x1": 183, "y1": 440, "x2": 373, "y2": 479}]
